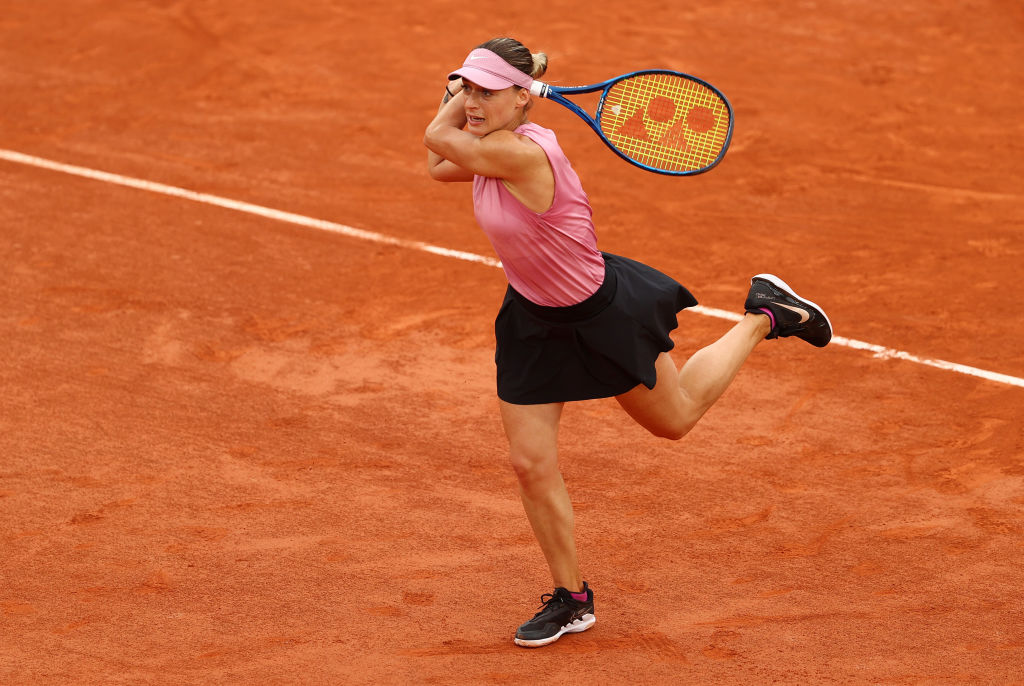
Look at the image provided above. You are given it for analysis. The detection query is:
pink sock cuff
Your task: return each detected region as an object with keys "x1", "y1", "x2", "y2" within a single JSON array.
[
  {"x1": 570, "y1": 590, "x2": 588, "y2": 602},
  {"x1": 757, "y1": 307, "x2": 776, "y2": 330}
]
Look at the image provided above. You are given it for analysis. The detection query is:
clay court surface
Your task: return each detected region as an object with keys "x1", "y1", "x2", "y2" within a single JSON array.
[{"x1": 2, "y1": 1, "x2": 1023, "y2": 683}]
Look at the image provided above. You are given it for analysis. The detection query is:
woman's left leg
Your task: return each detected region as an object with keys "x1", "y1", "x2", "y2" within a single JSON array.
[{"x1": 615, "y1": 312, "x2": 770, "y2": 439}]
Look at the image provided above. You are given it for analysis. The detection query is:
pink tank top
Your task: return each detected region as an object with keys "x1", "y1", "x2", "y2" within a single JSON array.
[{"x1": 473, "y1": 123, "x2": 605, "y2": 306}]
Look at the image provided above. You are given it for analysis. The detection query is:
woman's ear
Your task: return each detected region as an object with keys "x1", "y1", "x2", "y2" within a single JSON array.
[{"x1": 516, "y1": 87, "x2": 531, "y2": 108}]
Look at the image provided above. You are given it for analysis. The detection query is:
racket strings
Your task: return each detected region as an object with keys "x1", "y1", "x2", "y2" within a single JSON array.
[{"x1": 600, "y1": 73, "x2": 730, "y2": 173}]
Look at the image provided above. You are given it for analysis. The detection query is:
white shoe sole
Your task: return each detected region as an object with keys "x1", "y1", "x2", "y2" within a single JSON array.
[
  {"x1": 514, "y1": 614, "x2": 596, "y2": 648},
  {"x1": 752, "y1": 273, "x2": 833, "y2": 339}
]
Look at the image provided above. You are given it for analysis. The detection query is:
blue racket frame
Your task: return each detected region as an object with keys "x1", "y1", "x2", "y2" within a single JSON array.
[{"x1": 531, "y1": 69, "x2": 734, "y2": 176}]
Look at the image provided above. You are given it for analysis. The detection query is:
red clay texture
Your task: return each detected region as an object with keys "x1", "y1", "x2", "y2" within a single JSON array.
[{"x1": 1, "y1": 1, "x2": 1022, "y2": 684}]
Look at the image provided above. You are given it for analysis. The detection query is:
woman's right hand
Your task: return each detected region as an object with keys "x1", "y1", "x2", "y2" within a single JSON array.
[{"x1": 443, "y1": 77, "x2": 464, "y2": 104}]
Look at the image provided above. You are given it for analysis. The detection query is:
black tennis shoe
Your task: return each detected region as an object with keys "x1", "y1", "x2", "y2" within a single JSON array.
[
  {"x1": 514, "y1": 582, "x2": 595, "y2": 648},
  {"x1": 745, "y1": 274, "x2": 832, "y2": 347}
]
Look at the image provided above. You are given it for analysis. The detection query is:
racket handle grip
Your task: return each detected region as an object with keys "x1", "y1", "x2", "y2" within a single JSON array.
[{"x1": 530, "y1": 81, "x2": 550, "y2": 98}]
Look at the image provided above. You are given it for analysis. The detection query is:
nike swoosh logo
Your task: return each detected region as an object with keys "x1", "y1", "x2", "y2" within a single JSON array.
[
  {"x1": 468, "y1": 55, "x2": 486, "y2": 60},
  {"x1": 776, "y1": 302, "x2": 810, "y2": 323}
]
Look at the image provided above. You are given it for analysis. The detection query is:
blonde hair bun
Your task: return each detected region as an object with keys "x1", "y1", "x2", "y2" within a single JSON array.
[{"x1": 531, "y1": 52, "x2": 549, "y2": 79}]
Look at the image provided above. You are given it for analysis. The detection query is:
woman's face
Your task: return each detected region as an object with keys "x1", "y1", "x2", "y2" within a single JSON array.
[{"x1": 460, "y1": 79, "x2": 529, "y2": 135}]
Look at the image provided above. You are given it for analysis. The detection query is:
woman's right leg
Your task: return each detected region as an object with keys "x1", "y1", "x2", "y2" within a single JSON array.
[{"x1": 499, "y1": 399, "x2": 583, "y2": 593}]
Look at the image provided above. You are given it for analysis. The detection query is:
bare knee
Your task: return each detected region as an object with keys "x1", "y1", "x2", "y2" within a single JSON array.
[
  {"x1": 648, "y1": 417, "x2": 696, "y2": 441},
  {"x1": 509, "y1": 446, "x2": 559, "y2": 489}
]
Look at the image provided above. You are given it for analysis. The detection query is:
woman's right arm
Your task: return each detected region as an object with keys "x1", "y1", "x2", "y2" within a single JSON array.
[{"x1": 426, "y1": 82, "x2": 475, "y2": 182}]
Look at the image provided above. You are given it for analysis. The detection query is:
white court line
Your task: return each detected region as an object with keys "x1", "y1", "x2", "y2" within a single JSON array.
[
  {"x1": 0, "y1": 149, "x2": 499, "y2": 269},
  {"x1": 2, "y1": 147, "x2": 1022, "y2": 390}
]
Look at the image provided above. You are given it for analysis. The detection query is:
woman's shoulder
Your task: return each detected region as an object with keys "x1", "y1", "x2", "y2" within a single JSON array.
[
  {"x1": 514, "y1": 123, "x2": 564, "y2": 156},
  {"x1": 515, "y1": 122, "x2": 556, "y2": 141},
  {"x1": 483, "y1": 128, "x2": 548, "y2": 158}
]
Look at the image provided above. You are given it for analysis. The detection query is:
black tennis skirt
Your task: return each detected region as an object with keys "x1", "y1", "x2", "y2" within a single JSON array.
[{"x1": 495, "y1": 252, "x2": 698, "y2": 405}]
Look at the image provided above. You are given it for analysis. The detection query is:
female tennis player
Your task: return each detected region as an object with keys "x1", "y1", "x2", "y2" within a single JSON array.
[{"x1": 424, "y1": 38, "x2": 832, "y2": 648}]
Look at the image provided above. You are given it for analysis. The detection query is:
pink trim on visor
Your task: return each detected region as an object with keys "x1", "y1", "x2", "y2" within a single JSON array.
[{"x1": 448, "y1": 48, "x2": 533, "y2": 90}]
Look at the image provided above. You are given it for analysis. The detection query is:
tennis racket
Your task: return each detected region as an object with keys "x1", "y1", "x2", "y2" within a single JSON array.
[{"x1": 530, "y1": 70, "x2": 733, "y2": 176}]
